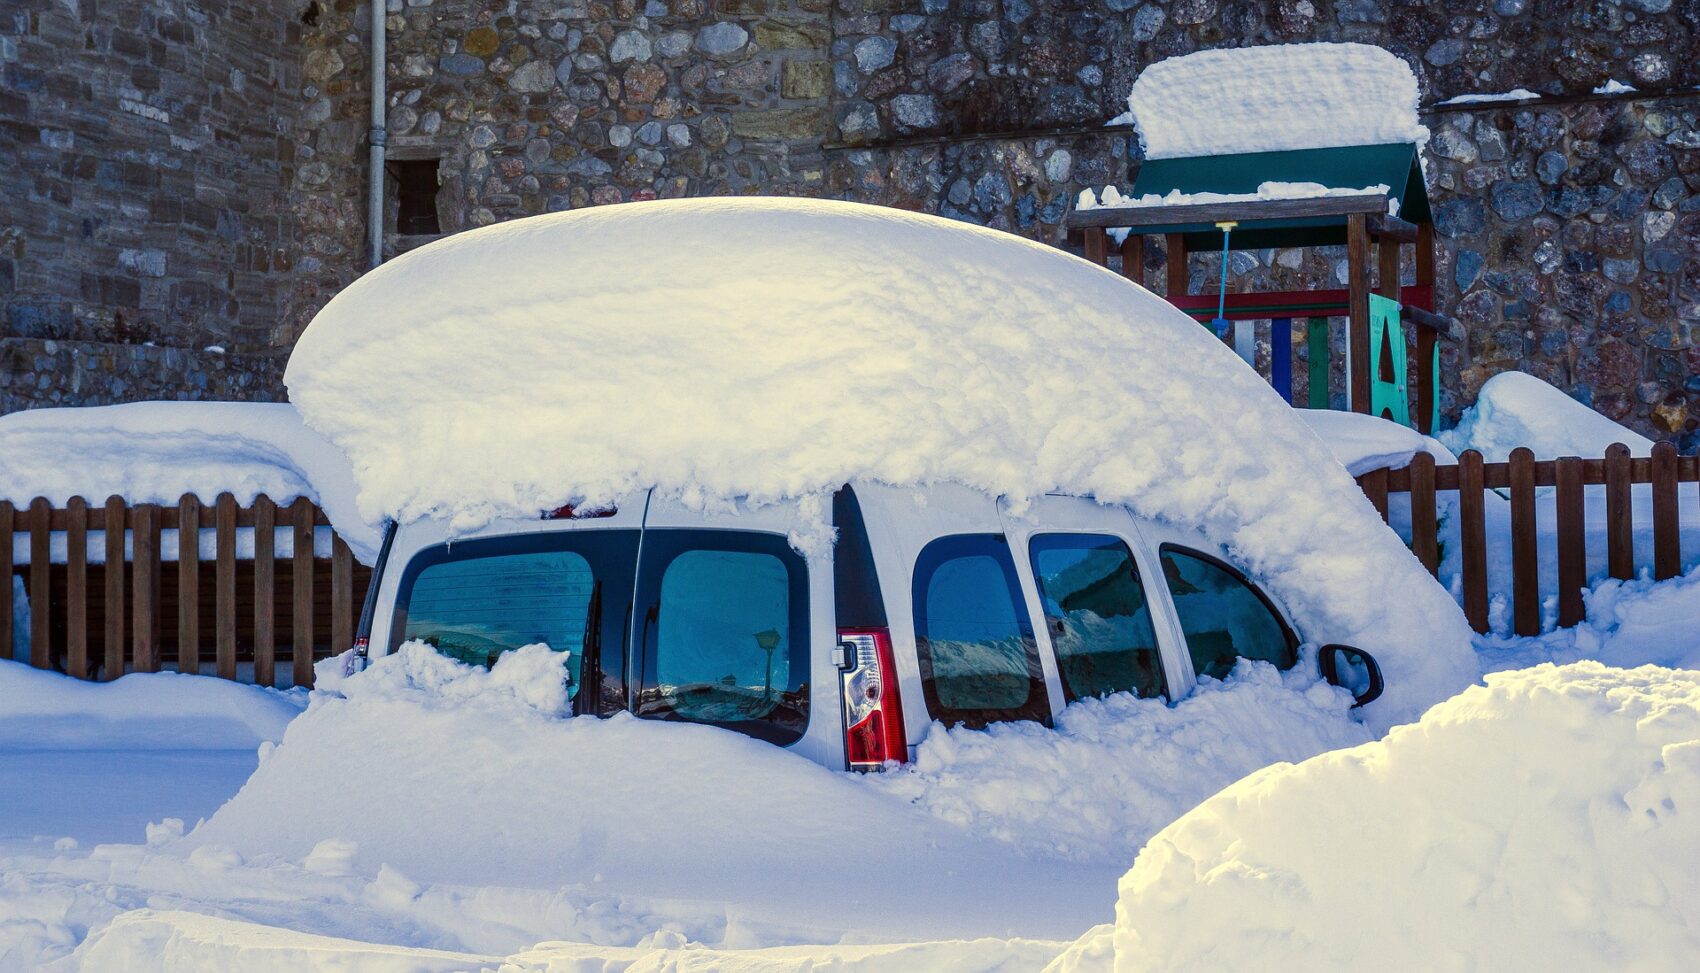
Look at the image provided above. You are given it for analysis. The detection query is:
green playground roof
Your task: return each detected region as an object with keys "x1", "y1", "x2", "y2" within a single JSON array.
[{"x1": 1124, "y1": 142, "x2": 1429, "y2": 250}]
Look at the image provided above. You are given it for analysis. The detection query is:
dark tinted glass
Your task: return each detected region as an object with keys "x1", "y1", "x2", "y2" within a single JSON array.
[
  {"x1": 392, "y1": 530, "x2": 639, "y2": 714},
  {"x1": 1029, "y1": 533, "x2": 1167, "y2": 702},
  {"x1": 635, "y1": 530, "x2": 810, "y2": 746},
  {"x1": 1159, "y1": 546, "x2": 1296, "y2": 680},
  {"x1": 912, "y1": 534, "x2": 1048, "y2": 728}
]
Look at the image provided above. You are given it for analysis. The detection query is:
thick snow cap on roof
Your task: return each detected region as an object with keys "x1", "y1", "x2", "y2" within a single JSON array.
[
  {"x1": 286, "y1": 197, "x2": 1476, "y2": 727},
  {"x1": 1127, "y1": 43, "x2": 1428, "y2": 161}
]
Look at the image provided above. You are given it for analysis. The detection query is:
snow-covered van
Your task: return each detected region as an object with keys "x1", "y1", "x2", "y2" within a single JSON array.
[{"x1": 354, "y1": 482, "x2": 1384, "y2": 771}]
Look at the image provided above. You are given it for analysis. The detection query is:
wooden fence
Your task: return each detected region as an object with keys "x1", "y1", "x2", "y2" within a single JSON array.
[
  {"x1": 1, "y1": 494, "x2": 372, "y2": 687},
  {"x1": 1357, "y1": 442, "x2": 1700, "y2": 637}
]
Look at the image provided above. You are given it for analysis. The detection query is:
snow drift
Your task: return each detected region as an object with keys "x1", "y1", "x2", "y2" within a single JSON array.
[
  {"x1": 0, "y1": 401, "x2": 376, "y2": 561},
  {"x1": 1125, "y1": 43, "x2": 1428, "y2": 161},
  {"x1": 175, "y1": 643, "x2": 1369, "y2": 949},
  {"x1": 1440, "y1": 370, "x2": 1656, "y2": 461},
  {"x1": 1054, "y1": 663, "x2": 1700, "y2": 972},
  {"x1": 0, "y1": 659, "x2": 302, "y2": 751},
  {"x1": 285, "y1": 197, "x2": 1476, "y2": 727}
]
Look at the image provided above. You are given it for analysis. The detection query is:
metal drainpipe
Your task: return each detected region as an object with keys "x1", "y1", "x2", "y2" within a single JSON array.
[{"x1": 366, "y1": 0, "x2": 387, "y2": 270}]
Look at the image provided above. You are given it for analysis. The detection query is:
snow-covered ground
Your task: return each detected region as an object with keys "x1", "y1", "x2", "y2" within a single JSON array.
[
  {"x1": 6, "y1": 610, "x2": 1699, "y2": 969},
  {"x1": 0, "y1": 643, "x2": 1372, "y2": 969}
]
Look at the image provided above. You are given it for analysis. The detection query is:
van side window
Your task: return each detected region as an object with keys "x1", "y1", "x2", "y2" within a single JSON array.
[
  {"x1": 1158, "y1": 546, "x2": 1296, "y2": 681},
  {"x1": 911, "y1": 534, "x2": 1048, "y2": 729},
  {"x1": 634, "y1": 530, "x2": 810, "y2": 746},
  {"x1": 1029, "y1": 533, "x2": 1167, "y2": 702},
  {"x1": 391, "y1": 531, "x2": 640, "y2": 714}
]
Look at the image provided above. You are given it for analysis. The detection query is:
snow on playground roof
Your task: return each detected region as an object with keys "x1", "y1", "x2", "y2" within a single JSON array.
[
  {"x1": 0, "y1": 402, "x2": 377, "y2": 560},
  {"x1": 1126, "y1": 43, "x2": 1428, "y2": 161},
  {"x1": 286, "y1": 197, "x2": 1477, "y2": 726}
]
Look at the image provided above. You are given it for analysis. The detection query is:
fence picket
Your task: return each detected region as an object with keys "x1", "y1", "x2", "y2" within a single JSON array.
[
  {"x1": 332, "y1": 536, "x2": 354, "y2": 658},
  {"x1": 132, "y1": 504, "x2": 160, "y2": 672},
  {"x1": 216, "y1": 493, "x2": 238, "y2": 680},
  {"x1": 1508, "y1": 448, "x2": 1539, "y2": 637},
  {"x1": 29, "y1": 498, "x2": 50, "y2": 669},
  {"x1": 177, "y1": 494, "x2": 201, "y2": 674},
  {"x1": 1605, "y1": 443, "x2": 1633, "y2": 581},
  {"x1": 1651, "y1": 442, "x2": 1680, "y2": 581},
  {"x1": 292, "y1": 498, "x2": 315, "y2": 688},
  {"x1": 1409, "y1": 452, "x2": 1438, "y2": 576},
  {"x1": 253, "y1": 496, "x2": 276, "y2": 687},
  {"x1": 1458, "y1": 451, "x2": 1489, "y2": 634},
  {"x1": 1554, "y1": 457, "x2": 1586, "y2": 629},
  {"x1": 0, "y1": 502, "x2": 12, "y2": 664},
  {"x1": 103, "y1": 496, "x2": 126, "y2": 680},
  {"x1": 66, "y1": 497, "x2": 89, "y2": 679},
  {"x1": 1360, "y1": 467, "x2": 1389, "y2": 522}
]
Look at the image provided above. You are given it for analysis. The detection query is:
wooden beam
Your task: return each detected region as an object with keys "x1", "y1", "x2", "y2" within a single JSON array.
[
  {"x1": 1377, "y1": 233, "x2": 1402, "y2": 301},
  {"x1": 1346, "y1": 212, "x2": 1372, "y2": 414},
  {"x1": 1068, "y1": 193, "x2": 1390, "y2": 229},
  {"x1": 1166, "y1": 285, "x2": 1437, "y2": 321},
  {"x1": 1084, "y1": 227, "x2": 1108, "y2": 267},
  {"x1": 1366, "y1": 214, "x2": 1417, "y2": 243},
  {"x1": 1164, "y1": 233, "x2": 1187, "y2": 297},
  {"x1": 1415, "y1": 222, "x2": 1435, "y2": 287},
  {"x1": 1119, "y1": 234, "x2": 1144, "y2": 287}
]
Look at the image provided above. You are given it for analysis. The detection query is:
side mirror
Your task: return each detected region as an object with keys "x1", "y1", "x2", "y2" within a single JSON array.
[{"x1": 1319, "y1": 644, "x2": 1384, "y2": 707}]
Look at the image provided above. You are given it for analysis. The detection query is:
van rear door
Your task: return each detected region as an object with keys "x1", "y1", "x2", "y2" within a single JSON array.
[{"x1": 639, "y1": 496, "x2": 840, "y2": 767}]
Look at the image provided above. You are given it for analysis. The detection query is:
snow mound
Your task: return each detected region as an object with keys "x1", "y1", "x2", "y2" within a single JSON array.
[
  {"x1": 67, "y1": 910, "x2": 1065, "y2": 973},
  {"x1": 1056, "y1": 663, "x2": 1700, "y2": 972},
  {"x1": 0, "y1": 659, "x2": 303, "y2": 750},
  {"x1": 1440, "y1": 370, "x2": 1655, "y2": 461},
  {"x1": 1296, "y1": 410, "x2": 1456, "y2": 477},
  {"x1": 1477, "y1": 567, "x2": 1700, "y2": 673},
  {"x1": 1126, "y1": 43, "x2": 1427, "y2": 161},
  {"x1": 286, "y1": 197, "x2": 1476, "y2": 727},
  {"x1": 184, "y1": 644, "x2": 1117, "y2": 944},
  {"x1": 863, "y1": 660, "x2": 1371, "y2": 863},
  {"x1": 0, "y1": 401, "x2": 376, "y2": 561}
]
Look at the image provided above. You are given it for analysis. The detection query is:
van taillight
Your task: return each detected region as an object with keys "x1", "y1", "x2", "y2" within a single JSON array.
[{"x1": 837, "y1": 628, "x2": 906, "y2": 771}]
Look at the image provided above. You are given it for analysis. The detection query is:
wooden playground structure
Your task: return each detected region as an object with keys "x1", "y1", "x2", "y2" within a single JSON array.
[{"x1": 1068, "y1": 143, "x2": 1458, "y2": 434}]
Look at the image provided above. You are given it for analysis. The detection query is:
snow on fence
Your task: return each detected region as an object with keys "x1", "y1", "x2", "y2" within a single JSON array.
[
  {"x1": 0, "y1": 494, "x2": 371, "y2": 687},
  {"x1": 1357, "y1": 442, "x2": 1700, "y2": 636}
]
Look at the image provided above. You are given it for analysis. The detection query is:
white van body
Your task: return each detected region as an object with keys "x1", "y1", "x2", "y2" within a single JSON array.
[{"x1": 361, "y1": 481, "x2": 1355, "y2": 772}]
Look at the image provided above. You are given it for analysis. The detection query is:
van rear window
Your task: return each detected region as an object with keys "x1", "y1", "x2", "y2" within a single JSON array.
[
  {"x1": 911, "y1": 534, "x2": 1048, "y2": 729},
  {"x1": 391, "y1": 531, "x2": 639, "y2": 714},
  {"x1": 633, "y1": 530, "x2": 810, "y2": 746}
]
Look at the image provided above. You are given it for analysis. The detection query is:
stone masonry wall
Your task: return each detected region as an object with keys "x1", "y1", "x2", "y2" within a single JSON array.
[{"x1": 0, "y1": 0, "x2": 309, "y2": 411}]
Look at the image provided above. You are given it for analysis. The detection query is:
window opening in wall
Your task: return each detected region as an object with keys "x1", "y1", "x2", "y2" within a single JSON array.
[{"x1": 388, "y1": 158, "x2": 442, "y2": 236}]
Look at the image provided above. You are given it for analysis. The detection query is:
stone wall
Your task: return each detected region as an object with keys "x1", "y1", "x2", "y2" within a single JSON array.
[
  {"x1": 5, "y1": 0, "x2": 1700, "y2": 446},
  {"x1": 0, "y1": 0, "x2": 310, "y2": 410}
]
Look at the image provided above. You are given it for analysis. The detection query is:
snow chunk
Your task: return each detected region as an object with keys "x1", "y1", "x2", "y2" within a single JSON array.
[
  {"x1": 1126, "y1": 43, "x2": 1428, "y2": 161},
  {"x1": 1065, "y1": 663, "x2": 1700, "y2": 972},
  {"x1": 0, "y1": 659, "x2": 303, "y2": 751},
  {"x1": 1297, "y1": 410, "x2": 1456, "y2": 477},
  {"x1": 0, "y1": 401, "x2": 377, "y2": 562},
  {"x1": 1077, "y1": 181, "x2": 1393, "y2": 212},
  {"x1": 287, "y1": 197, "x2": 1477, "y2": 728},
  {"x1": 321, "y1": 640, "x2": 575, "y2": 716},
  {"x1": 1440, "y1": 370, "x2": 1654, "y2": 461},
  {"x1": 1437, "y1": 87, "x2": 1540, "y2": 105}
]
